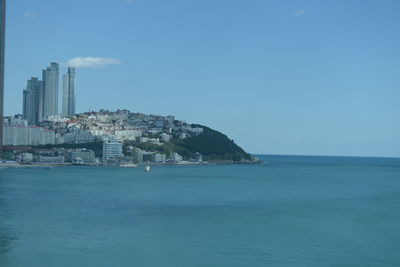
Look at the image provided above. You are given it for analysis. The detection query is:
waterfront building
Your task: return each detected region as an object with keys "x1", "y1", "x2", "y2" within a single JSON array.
[
  {"x1": 65, "y1": 149, "x2": 95, "y2": 164},
  {"x1": 42, "y1": 62, "x2": 59, "y2": 118},
  {"x1": 19, "y1": 152, "x2": 33, "y2": 163},
  {"x1": 62, "y1": 67, "x2": 76, "y2": 117},
  {"x1": 38, "y1": 155, "x2": 64, "y2": 164},
  {"x1": 132, "y1": 148, "x2": 144, "y2": 164},
  {"x1": 102, "y1": 138, "x2": 124, "y2": 162},
  {"x1": 0, "y1": 0, "x2": 6, "y2": 153},
  {"x1": 152, "y1": 153, "x2": 166, "y2": 163},
  {"x1": 170, "y1": 152, "x2": 183, "y2": 163}
]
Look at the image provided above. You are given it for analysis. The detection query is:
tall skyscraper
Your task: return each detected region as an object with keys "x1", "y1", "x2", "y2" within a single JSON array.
[
  {"x1": 0, "y1": 0, "x2": 6, "y2": 153},
  {"x1": 22, "y1": 89, "x2": 31, "y2": 121},
  {"x1": 62, "y1": 67, "x2": 76, "y2": 117},
  {"x1": 21, "y1": 62, "x2": 61, "y2": 123},
  {"x1": 42, "y1": 62, "x2": 59, "y2": 118},
  {"x1": 22, "y1": 77, "x2": 40, "y2": 124},
  {"x1": 38, "y1": 80, "x2": 44, "y2": 121}
]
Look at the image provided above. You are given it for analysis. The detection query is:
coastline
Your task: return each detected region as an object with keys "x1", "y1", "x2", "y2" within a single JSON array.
[{"x1": 0, "y1": 159, "x2": 262, "y2": 169}]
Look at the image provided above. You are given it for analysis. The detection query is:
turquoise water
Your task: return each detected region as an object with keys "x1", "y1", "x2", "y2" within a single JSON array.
[{"x1": 1, "y1": 155, "x2": 400, "y2": 266}]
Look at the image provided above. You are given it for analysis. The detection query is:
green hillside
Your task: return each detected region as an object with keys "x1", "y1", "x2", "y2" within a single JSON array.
[
  {"x1": 31, "y1": 125, "x2": 254, "y2": 163},
  {"x1": 125, "y1": 124, "x2": 253, "y2": 162},
  {"x1": 172, "y1": 125, "x2": 252, "y2": 162}
]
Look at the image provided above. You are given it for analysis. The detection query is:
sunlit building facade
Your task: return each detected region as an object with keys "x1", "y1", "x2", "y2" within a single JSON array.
[{"x1": 42, "y1": 62, "x2": 59, "y2": 118}]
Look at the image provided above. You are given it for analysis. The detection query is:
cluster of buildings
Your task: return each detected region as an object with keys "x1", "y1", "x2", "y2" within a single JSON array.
[
  {"x1": 2, "y1": 61, "x2": 76, "y2": 147},
  {"x1": 3, "y1": 109, "x2": 205, "y2": 165},
  {"x1": 3, "y1": 116, "x2": 55, "y2": 146},
  {"x1": 0, "y1": 5, "x2": 203, "y2": 165},
  {"x1": 0, "y1": 52, "x2": 206, "y2": 165},
  {"x1": 22, "y1": 62, "x2": 76, "y2": 125},
  {"x1": 15, "y1": 148, "x2": 97, "y2": 165}
]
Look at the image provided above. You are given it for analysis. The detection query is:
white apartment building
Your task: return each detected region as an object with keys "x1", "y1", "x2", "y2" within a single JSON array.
[
  {"x1": 102, "y1": 138, "x2": 124, "y2": 162},
  {"x1": 114, "y1": 129, "x2": 142, "y2": 141},
  {"x1": 3, "y1": 125, "x2": 55, "y2": 146}
]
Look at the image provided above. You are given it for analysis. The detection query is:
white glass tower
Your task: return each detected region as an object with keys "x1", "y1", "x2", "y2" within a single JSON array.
[
  {"x1": 62, "y1": 67, "x2": 76, "y2": 117},
  {"x1": 42, "y1": 62, "x2": 59, "y2": 118}
]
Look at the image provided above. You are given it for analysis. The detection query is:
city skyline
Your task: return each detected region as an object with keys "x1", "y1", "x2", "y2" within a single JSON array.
[
  {"x1": 22, "y1": 62, "x2": 75, "y2": 124},
  {"x1": 4, "y1": 0, "x2": 400, "y2": 157}
]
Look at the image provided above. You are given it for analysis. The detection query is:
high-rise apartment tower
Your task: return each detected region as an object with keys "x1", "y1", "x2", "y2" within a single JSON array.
[
  {"x1": 22, "y1": 62, "x2": 62, "y2": 123},
  {"x1": 42, "y1": 62, "x2": 59, "y2": 118},
  {"x1": 62, "y1": 67, "x2": 76, "y2": 117},
  {"x1": 22, "y1": 77, "x2": 40, "y2": 124}
]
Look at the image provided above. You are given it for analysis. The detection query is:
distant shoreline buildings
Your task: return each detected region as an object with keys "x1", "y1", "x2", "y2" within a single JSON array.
[
  {"x1": 23, "y1": 62, "x2": 76, "y2": 124},
  {"x1": 1, "y1": 109, "x2": 208, "y2": 165}
]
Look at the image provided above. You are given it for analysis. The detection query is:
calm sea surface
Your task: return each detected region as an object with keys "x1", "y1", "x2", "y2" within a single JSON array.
[{"x1": 0, "y1": 155, "x2": 400, "y2": 266}]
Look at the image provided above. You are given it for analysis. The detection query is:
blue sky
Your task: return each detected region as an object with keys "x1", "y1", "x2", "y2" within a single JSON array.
[{"x1": 5, "y1": 0, "x2": 400, "y2": 157}]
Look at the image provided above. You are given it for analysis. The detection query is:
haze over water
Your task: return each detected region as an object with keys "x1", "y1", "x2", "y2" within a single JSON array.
[{"x1": 1, "y1": 155, "x2": 400, "y2": 266}]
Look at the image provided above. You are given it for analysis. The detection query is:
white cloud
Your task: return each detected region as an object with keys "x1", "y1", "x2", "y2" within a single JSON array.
[
  {"x1": 290, "y1": 10, "x2": 307, "y2": 16},
  {"x1": 24, "y1": 11, "x2": 38, "y2": 19},
  {"x1": 66, "y1": 57, "x2": 121, "y2": 69}
]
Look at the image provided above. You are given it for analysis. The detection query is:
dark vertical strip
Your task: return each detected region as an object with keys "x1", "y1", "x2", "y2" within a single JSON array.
[{"x1": 0, "y1": 0, "x2": 5, "y2": 154}]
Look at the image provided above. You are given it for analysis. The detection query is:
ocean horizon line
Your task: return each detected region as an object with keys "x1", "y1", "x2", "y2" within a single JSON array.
[{"x1": 253, "y1": 154, "x2": 400, "y2": 160}]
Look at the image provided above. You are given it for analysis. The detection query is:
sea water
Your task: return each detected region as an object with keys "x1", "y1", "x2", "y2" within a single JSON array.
[{"x1": 0, "y1": 155, "x2": 399, "y2": 266}]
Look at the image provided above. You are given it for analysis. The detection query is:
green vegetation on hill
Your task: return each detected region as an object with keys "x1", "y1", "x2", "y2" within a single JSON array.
[
  {"x1": 125, "y1": 125, "x2": 252, "y2": 162},
  {"x1": 172, "y1": 125, "x2": 251, "y2": 162}
]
